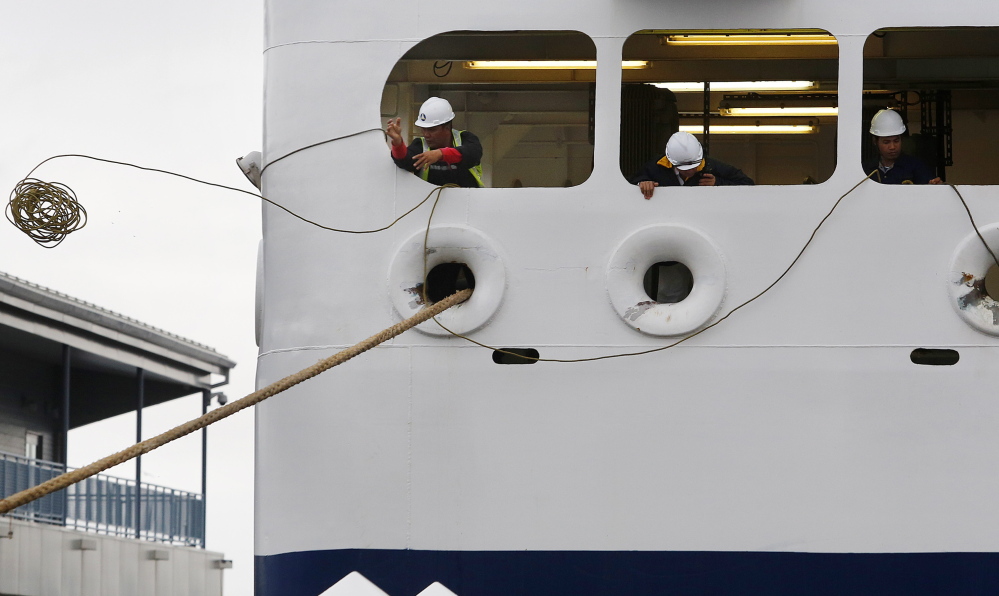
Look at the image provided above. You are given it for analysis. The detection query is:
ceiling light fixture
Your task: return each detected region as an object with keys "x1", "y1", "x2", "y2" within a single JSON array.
[
  {"x1": 664, "y1": 33, "x2": 836, "y2": 46},
  {"x1": 720, "y1": 106, "x2": 838, "y2": 117},
  {"x1": 465, "y1": 60, "x2": 649, "y2": 70},
  {"x1": 680, "y1": 124, "x2": 817, "y2": 134},
  {"x1": 652, "y1": 81, "x2": 817, "y2": 93}
]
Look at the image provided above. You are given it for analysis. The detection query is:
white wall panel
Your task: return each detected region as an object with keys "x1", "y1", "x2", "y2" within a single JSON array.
[
  {"x1": 16, "y1": 524, "x2": 42, "y2": 595},
  {"x1": 118, "y1": 541, "x2": 139, "y2": 596},
  {"x1": 171, "y1": 549, "x2": 189, "y2": 596},
  {"x1": 153, "y1": 558, "x2": 173, "y2": 596},
  {"x1": 60, "y1": 532, "x2": 80, "y2": 596},
  {"x1": 0, "y1": 519, "x2": 224, "y2": 596},
  {"x1": 100, "y1": 538, "x2": 120, "y2": 596},
  {"x1": 187, "y1": 550, "x2": 206, "y2": 596},
  {"x1": 137, "y1": 546, "x2": 155, "y2": 596},
  {"x1": 0, "y1": 522, "x2": 19, "y2": 594},
  {"x1": 39, "y1": 527, "x2": 62, "y2": 596}
]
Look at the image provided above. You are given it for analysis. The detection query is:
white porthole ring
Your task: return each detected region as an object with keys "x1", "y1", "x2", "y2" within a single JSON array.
[
  {"x1": 948, "y1": 223, "x2": 999, "y2": 336},
  {"x1": 607, "y1": 224, "x2": 727, "y2": 337},
  {"x1": 389, "y1": 225, "x2": 506, "y2": 336}
]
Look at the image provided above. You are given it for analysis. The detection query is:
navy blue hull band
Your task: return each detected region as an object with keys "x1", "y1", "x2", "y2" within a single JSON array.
[{"x1": 256, "y1": 549, "x2": 999, "y2": 596}]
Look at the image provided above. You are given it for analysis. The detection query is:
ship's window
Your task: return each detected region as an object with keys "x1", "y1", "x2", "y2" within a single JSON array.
[
  {"x1": 424, "y1": 263, "x2": 475, "y2": 303},
  {"x1": 383, "y1": 31, "x2": 596, "y2": 188},
  {"x1": 621, "y1": 29, "x2": 839, "y2": 186},
  {"x1": 864, "y1": 27, "x2": 999, "y2": 184},
  {"x1": 643, "y1": 261, "x2": 693, "y2": 303}
]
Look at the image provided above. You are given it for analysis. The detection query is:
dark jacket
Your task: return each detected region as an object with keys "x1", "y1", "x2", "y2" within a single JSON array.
[
  {"x1": 392, "y1": 130, "x2": 484, "y2": 188},
  {"x1": 630, "y1": 156, "x2": 754, "y2": 187},
  {"x1": 862, "y1": 153, "x2": 936, "y2": 185}
]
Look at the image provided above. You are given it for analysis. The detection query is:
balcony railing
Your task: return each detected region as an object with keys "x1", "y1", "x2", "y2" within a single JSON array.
[{"x1": 0, "y1": 451, "x2": 204, "y2": 547}]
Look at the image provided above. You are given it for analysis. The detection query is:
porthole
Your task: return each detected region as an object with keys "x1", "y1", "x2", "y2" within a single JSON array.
[
  {"x1": 948, "y1": 224, "x2": 999, "y2": 336},
  {"x1": 643, "y1": 261, "x2": 693, "y2": 304},
  {"x1": 389, "y1": 226, "x2": 506, "y2": 336},
  {"x1": 607, "y1": 224, "x2": 727, "y2": 336},
  {"x1": 424, "y1": 263, "x2": 475, "y2": 303}
]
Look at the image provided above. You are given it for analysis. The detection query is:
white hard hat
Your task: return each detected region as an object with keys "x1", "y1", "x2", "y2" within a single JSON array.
[
  {"x1": 665, "y1": 131, "x2": 704, "y2": 170},
  {"x1": 415, "y1": 97, "x2": 455, "y2": 128},
  {"x1": 870, "y1": 109, "x2": 906, "y2": 136}
]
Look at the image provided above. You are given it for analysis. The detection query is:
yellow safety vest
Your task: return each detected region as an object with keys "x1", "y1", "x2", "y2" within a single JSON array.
[{"x1": 419, "y1": 130, "x2": 484, "y2": 188}]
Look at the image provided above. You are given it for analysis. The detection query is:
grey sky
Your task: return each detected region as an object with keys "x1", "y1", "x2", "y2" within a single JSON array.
[{"x1": 2, "y1": 2, "x2": 263, "y2": 594}]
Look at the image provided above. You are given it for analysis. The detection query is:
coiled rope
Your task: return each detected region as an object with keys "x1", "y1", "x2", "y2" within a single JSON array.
[
  {"x1": 0, "y1": 288, "x2": 471, "y2": 516},
  {"x1": 6, "y1": 178, "x2": 87, "y2": 248}
]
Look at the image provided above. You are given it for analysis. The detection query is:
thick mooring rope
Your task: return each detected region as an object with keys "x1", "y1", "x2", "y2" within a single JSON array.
[{"x1": 0, "y1": 288, "x2": 471, "y2": 516}]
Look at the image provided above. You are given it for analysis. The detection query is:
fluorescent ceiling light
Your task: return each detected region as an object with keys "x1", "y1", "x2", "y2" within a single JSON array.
[
  {"x1": 665, "y1": 34, "x2": 836, "y2": 46},
  {"x1": 720, "y1": 106, "x2": 838, "y2": 117},
  {"x1": 680, "y1": 124, "x2": 817, "y2": 134},
  {"x1": 652, "y1": 81, "x2": 816, "y2": 92},
  {"x1": 465, "y1": 60, "x2": 649, "y2": 70}
]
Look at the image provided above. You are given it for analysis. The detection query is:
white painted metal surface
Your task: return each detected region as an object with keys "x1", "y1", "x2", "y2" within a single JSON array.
[{"x1": 255, "y1": 0, "x2": 999, "y2": 592}]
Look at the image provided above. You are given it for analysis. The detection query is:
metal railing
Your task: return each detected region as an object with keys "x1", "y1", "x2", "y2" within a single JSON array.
[{"x1": 0, "y1": 451, "x2": 204, "y2": 547}]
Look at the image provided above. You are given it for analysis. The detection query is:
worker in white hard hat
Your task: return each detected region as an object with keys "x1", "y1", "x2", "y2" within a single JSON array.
[
  {"x1": 864, "y1": 109, "x2": 941, "y2": 185},
  {"x1": 386, "y1": 97, "x2": 484, "y2": 188},
  {"x1": 630, "y1": 131, "x2": 753, "y2": 199}
]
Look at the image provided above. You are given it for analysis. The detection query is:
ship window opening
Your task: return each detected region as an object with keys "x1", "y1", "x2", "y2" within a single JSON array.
[
  {"x1": 910, "y1": 348, "x2": 959, "y2": 366},
  {"x1": 492, "y1": 348, "x2": 540, "y2": 364},
  {"x1": 985, "y1": 265, "x2": 999, "y2": 301},
  {"x1": 621, "y1": 29, "x2": 839, "y2": 186},
  {"x1": 424, "y1": 262, "x2": 475, "y2": 303},
  {"x1": 383, "y1": 31, "x2": 596, "y2": 188},
  {"x1": 643, "y1": 261, "x2": 693, "y2": 303},
  {"x1": 863, "y1": 27, "x2": 999, "y2": 185}
]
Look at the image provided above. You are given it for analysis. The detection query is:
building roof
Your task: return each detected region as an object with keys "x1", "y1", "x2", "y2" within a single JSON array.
[
  {"x1": 0, "y1": 271, "x2": 236, "y2": 427},
  {"x1": 0, "y1": 271, "x2": 235, "y2": 370}
]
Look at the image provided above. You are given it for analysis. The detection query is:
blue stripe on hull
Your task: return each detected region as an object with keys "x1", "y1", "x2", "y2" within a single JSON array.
[{"x1": 256, "y1": 550, "x2": 999, "y2": 595}]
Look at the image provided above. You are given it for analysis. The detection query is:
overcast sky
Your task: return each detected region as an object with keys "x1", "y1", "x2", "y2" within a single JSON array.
[{"x1": 2, "y1": 2, "x2": 263, "y2": 593}]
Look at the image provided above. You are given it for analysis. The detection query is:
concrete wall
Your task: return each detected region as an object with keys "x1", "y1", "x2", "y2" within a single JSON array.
[{"x1": 0, "y1": 518, "x2": 226, "y2": 596}]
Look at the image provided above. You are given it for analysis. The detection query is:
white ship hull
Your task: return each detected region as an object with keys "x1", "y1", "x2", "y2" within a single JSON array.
[{"x1": 254, "y1": 1, "x2": 999, "y2": 593}]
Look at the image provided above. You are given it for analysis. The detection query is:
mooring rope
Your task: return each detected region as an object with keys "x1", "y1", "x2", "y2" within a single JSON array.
[{"x1": 0, "y1": 288, "x2": 471, "y2": 516}]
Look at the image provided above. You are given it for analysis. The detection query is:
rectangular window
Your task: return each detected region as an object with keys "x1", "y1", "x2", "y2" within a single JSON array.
[
  {"x1": 622, "y1": 29, "x2": 839, "y2": 186},
  {"x1": 384, "y1": 31, "x2": 597, "y2": 188},
  {"x1": 864, "y1": 27, "x2": 999, "y2": 184},
  {"x1": 25, "y1": 431, "x2": 43, "y2": 459}
]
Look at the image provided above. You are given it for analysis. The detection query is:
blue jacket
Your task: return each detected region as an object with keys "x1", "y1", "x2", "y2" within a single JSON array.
[{"x1": 863, "y1": 153, "x2": 936, "y2": 185}]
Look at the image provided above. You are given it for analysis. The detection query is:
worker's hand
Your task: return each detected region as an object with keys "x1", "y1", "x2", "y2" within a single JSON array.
[
  {"x1": 413, "y1": 149, "x2": 443, "y2": 170},
  {"x1": 698, "y1": 173, "x2": 716, "y2": 186},
  {"x1": 639, "y1": 180, "x2": 658, "y2": 199},
  {"x1": 929, "y1": 177, "x2": 943, "y2": 185},
  {"x1": 386, "y1": 118, "x2": 405, "y2": 146}
]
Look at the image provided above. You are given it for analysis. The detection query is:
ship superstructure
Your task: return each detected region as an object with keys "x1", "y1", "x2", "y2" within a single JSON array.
[{"x1": 254, "y1": 3, "x2": 999, "y2": 594}]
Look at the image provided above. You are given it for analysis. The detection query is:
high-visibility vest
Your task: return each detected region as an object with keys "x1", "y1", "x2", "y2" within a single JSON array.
[{"x1": 419, "y1": 130, "x2": 484, "y2": 187}]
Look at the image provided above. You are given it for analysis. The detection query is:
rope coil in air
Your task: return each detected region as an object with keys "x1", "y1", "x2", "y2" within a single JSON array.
[{"x1": 7, "y1": 178, "x2": 87, "y2": 248}]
